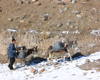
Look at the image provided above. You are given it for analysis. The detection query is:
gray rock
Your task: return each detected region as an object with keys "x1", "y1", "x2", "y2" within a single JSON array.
[
  {"x1": 25, "y1": 1, "x2": 30, "y2": 4},
  {"x1": 70, "y1": 25, "x2": 74, "y2": 28},
  {"x1": 42, "y1": 13, "x2": 49, "y2": 21},
  {"x1": 76, "y1": 15, "x2": 82, "y2": 20},
  {"x1": 85, "y1": 59, "x2": 90, "y2": 63},
  {"x1": 64, "y1": 7, "x2": 68, "y2": 11},
  {"x1": 32, "y1": 0, "x2": 37, "y2": 2},
  {"x1": 0, "y1": 9, "x2": 2, "y2": 12},
  {"x1": 56, "y1": 1, "x2": 65, "y2": 5},
  {"x1": 59, "y1": 9, "x2": 63, "y2": 13},
  {"x1": 66, "y1": 20, "x2": 72, "y2": 25},
  {"x1": 7, "y1": 18, "x2": 13, "y2": 22},
  {"x1": 73, "y1": 11, "x2": 81, "y2": 15},
  {"x1": 72, "y1": 0, "x2": 77, "y2": 3},
  {"x1": 57, "y1": 22, "x2": 63, "y2": 27}
]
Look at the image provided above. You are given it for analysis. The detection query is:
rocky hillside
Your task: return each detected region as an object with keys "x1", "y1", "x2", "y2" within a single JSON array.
[{"x1": 0, "y1": 0, "x2": 100, "y2": 63}]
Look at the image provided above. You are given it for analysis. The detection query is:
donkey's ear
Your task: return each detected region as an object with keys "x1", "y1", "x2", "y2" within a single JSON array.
[
  {"x1": 64, "y1": 42, "x2": 68, "y2": 47},
  {"x1": 73, "y1": 39, "x2": 77, "y2": 44},
  {"x1": 74, "y1": 38, "x2": 78, "y2": 43}
]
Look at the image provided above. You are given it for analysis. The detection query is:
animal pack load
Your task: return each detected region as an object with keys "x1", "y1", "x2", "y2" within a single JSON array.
[
  {"x1": 16, "y1": 46, "x2": 26, "y2": 59},
  {"x1": 17, "y1": 49, "x2": 25, "y2": 59},
  {"x1": 52, "y1": 41, "x2": 64, "y2": 52}
]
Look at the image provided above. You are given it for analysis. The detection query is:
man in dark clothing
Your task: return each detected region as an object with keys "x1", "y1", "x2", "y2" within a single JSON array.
[{"x1": 8, "y1": 38, "x2": 17, "y2": 70}]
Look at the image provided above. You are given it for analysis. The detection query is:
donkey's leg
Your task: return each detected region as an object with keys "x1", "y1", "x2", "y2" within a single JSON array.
[
  {"x1": 24, "y1": 59, "x2": 27, "y2": 66},
  {"x1": 68, "y1": 53, "x2": 72, "y2": 62},
  {"x1": 46, "y1": 57, "x2": 50, "y2": 65},
  {"x1": 50, "y1": 52, "x2": 54, "y2": 65},
  {"x1": 14, "y1": 58, "x2": 17, "y2": 68},
  {"x1": 8, "y1": 58, "x2": 10, "y2": 68},
  {"x1": 63, "y1": 56, "x2": 66, "y2": 63}
]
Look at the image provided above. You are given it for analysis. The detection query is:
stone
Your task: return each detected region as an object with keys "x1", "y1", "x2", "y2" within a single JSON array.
[
  {"x1": 39, "y1": 69, "x2": 46, "y2": 74},
  {"x1": 30, "y1": 68, "x2": 38, "y2": 74},
  {"x1": 76, "y1": 15, "x2": 82, "y2": 19},
  {"x1": 72, "y1": 0, "x2": 76, "y2": 3},
  {"x1": 17, "y1": 0, "x2": 23, "y2": 4},
  {"x1": 42, "y1": 14, "x2": 49, "y2": 21},
  {"x1": 57, "y1": 22, "x2": 63, "y2": 27},
  {"x1": 7, "y1": 18, "x2": 13, "y2": 22},
  {"x1": 32, "y1": 0, "x2": 37, "y2": 2},
  {"x1": 85, "y1": 59, "x2": 90, "y2": 63},
  {"x1": 35, "y1": 1, "x2": 41, "y2": 5},
  {"x1": 66, "y1": 20, "x2": 72, "y2": 25},
  {"x1": 83, "y1": 72, "x2": 87, "y2": 76},
  {"x1": 59, "y1": 9, "x2": 63, "y2": 13},
  {"x1": 73, "y1": 11, "x2": 81, "y2": 15},
  {"x1": 92, "y1": 8, "x2": 97, "y2": 12},
  {"x1": 0, "y1": 9, "x2": 2, "y2": 12},
  {"x1": 70, "y1": 25, "x2": 74, "y2": 28},
  {"x1": 64, "y1": 7, "x2": 68, "y2": 11},
  {"x1": 25, "y1": 1, "x2": 30, "y2": 4},
  {"x1": 56, "y1": 1, "x2": 65, "y2": 5},
  {"x1": 63, "y1": 0, "x2": 71, "y2": 2}
]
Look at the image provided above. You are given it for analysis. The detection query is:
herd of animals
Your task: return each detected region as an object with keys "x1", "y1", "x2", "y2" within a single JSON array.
[{"x1": 8, "y1": 39, "x2": 80, "y2": 68}]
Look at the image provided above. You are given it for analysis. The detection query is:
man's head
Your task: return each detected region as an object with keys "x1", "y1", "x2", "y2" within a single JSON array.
[{"x1": 12, "y1": 38, "x2": 16, "y2": 44}]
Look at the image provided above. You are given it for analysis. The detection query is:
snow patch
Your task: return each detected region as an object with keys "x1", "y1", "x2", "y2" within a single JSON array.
[{"x1": 6, "y1": 29, "x2": 17, "y2": 32}]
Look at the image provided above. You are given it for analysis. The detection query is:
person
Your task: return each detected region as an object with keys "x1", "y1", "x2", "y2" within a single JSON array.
[{"x1": 8, "y1": 38, "x2": 17, "y2": 70}]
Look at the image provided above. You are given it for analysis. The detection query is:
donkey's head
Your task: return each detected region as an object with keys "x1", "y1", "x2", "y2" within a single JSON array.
[
  {"x1": 33, "y1": 46, "x2": 38, "y2": 54},
  {"x1": 72, "y1": 40, "x2": 80, "y2": 52},
  {"x1": 27, "y1": 46, "x2": 38, "y2": 56}
]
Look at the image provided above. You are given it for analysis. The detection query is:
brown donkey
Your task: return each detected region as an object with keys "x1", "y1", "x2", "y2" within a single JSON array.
[{"x1": 46, "y1": 40, "x2": 80, "y2": 65}]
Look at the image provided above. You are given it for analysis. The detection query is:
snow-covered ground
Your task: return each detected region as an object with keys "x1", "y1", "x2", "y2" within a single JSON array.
[{"x1": 0, "y1": 52, "x2": 100, "y2": 80}]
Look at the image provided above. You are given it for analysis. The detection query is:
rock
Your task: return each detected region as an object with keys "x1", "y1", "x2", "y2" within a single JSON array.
[
  {"x1": 70, "y1": 25, "x2": 74, "y2": 28},
  {"x1": 25, "y1": 1, "x2": 30, "y2": 4},
  {"x1": 72, "y1": 0, "x2": 76, "y2": 3},
  {"x1": 39, "y1": 69, "x2": 46, "y2": 74},
  {"x1": 56, "y1": 1, "x2": 65, "y2": 5},
  {"x1": 83, "y1": 72, "x2": 87, "y2": 76},
  {"x1": 85, "y1": 59, "x2": 90, "y2": 63},
  {"x1": 76, "y1": 15, "x2": 82, "y2": 19},
  {"x1": 64, "y1": 7, "x2": 68, "y2": 11},
  {"x1": 42, "y1": 14, "x2": 49, "y2": 21},
  {"x1": 30, "y1": 68, "x2": 38, "y2": 74},
  {"x1": 73, "y1": 10, "x2": 81, "y2": 15},
  {"x1": 63, "y1": 0, "x2": 71, "y2": 2},
  {"x1": 7, "y1": 18, "x2": 13, "y2": 22},
  {"x1": 32, "y1": 0, "x2": 37, "y2": 2},
  {"x1": 75, "y1": 30, "x2": 80, "y2": 34},
  {"x1": 57, "y1": 22, "x2": 63, "y2": 27},
  {"x1": 82, "y1": 2, "x2": 86, "y2": 4},
  {"x1": 35, "y1": 1, "x2": 41, "y2": 5},
  {"x1": 66, "y1": 20, "x2": 72, "y2": 25},
  {"x1": 59, "y1": 9, "x2": 63, "y2": 13},
  {"x1": 92, "y1": 8, "x2": 97, "y2": 12},
  {"x1": 0, "y1": 9, "x2": 2, "y2": 12},
  {"x1": 17, "y1": 0, "x2": 23, "y2": 4},
  {"x1": 72, "y1": 74, "x2": 76, "y2": 76}
]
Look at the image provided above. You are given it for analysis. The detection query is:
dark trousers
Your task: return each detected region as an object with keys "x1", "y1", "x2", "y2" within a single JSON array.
[{"x1": 8, "y1": 57, "x2": 15, "y2": 69}]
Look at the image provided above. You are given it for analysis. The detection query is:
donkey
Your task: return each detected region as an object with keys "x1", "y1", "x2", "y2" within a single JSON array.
[
  {"x1": 16, "y1": 46, "x2": 38, "y2": 67},
  {"x1": 8, "y1": 46, "x2": 38, "y2": 68},
  {"x1": 46, "y1": 40, "x2": 80, "y2": 65}
]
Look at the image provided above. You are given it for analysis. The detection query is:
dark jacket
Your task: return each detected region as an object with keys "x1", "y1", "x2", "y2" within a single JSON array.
[{"x1": 8, "y1": 43, "x2": 16, "y2": 58}]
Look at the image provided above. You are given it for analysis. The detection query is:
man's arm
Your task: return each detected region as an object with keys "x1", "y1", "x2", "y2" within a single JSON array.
[{"x1": 9, "y1": 44, "x2": 16, "y2": 53}]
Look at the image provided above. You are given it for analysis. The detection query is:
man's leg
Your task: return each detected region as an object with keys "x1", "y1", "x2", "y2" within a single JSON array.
[{"x1": 9, "y1": 57, "x2": 15, "y2": 69}]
